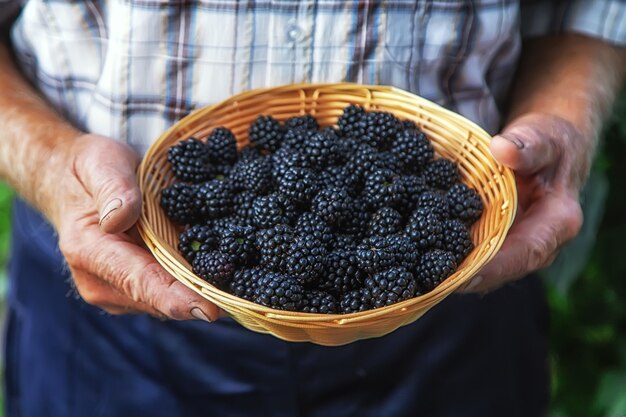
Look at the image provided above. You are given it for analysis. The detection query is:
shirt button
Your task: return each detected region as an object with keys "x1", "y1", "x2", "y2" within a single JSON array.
[{"x1": 287, "y1": 22, "x2": 305, "y2": 42}]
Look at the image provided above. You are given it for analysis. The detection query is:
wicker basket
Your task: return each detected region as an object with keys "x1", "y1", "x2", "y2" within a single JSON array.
[{"x1": 137, "y1": 83, "x2": 517, "y2": 346}]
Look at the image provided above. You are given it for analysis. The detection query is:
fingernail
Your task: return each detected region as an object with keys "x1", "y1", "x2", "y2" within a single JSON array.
[
  {"x1": 191, "y1": 307, "x2": 212, "y2": 323},
  {"x1": 499, "y1": 134, "x2": 524, "y2": 149},
  {"x1": 99, "y1": 198, "x2": 122, "y2": 225},
  {"x1": 465, "y1": 275, "x2": 483, "y2": 291}
]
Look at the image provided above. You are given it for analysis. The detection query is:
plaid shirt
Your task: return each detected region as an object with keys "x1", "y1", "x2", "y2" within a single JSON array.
[{"x1": 2, "y1": 1, "x2": 625, "y2": 156}]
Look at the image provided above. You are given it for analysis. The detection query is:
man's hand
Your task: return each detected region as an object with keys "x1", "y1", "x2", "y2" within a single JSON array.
[
  {"x1": 53, "y1": 133, "x2": 219, "y2": 321},
  {"x1": 464, "y1": 113, "x2": 585, "y2": 292}
]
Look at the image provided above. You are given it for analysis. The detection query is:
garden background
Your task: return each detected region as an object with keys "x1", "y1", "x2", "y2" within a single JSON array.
[{"x1": 0, "y1": 91, "x2": 624, "y2": 416}]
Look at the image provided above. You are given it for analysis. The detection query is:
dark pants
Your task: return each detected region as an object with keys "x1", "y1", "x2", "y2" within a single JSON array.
[{"x1": 4, "y1": 199, "x2": 549, "y2": 417}]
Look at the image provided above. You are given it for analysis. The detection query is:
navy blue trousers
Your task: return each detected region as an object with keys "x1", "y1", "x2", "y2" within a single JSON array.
[{"x1": 4, "y1": 199, "x2": 549, "y2": 417}]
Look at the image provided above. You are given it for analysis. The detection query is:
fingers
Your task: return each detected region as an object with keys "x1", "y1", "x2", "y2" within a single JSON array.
[
  {"x1": 463, "y1": 192, "x2": 582, "y2": 293},
  {"x1": 74, "y1": 138, "x2": 142, "y2": 234}
]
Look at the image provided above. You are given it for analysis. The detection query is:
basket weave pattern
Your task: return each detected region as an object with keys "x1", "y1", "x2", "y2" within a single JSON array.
[{"x1": 137, "y1": 83, "x2": 517, "y2": 346}]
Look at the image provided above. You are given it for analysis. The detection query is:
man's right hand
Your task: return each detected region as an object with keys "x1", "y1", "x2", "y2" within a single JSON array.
[{"x1": 52, "y1": 133, "x2": 219, "y2": 321}]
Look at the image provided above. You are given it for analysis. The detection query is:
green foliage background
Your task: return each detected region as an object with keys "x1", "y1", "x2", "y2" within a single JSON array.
[{"x1": 0, "y1": 93, "x2": 624, "y2": 415}]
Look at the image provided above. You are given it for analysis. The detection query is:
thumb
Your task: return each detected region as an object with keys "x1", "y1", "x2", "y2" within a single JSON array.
[
  {"x1": 76, "y1": 136, "x2": 142, "y2": 234},
  {"x1": 490, "y1": 115, "x2": 559, "y2": 175}
]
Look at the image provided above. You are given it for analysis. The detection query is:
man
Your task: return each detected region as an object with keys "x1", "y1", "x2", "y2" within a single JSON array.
[{"x1": 0, "y1": 1, "x2": 624, "y2": 416}]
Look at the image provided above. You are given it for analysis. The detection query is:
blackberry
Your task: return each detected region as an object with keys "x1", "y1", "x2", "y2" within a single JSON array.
[
  {"x1": 238, "y1": 146, "x2": 263, "y2": 162},
  {"x1": 385, "y1": 234, "x2": 420, "y2": 271},
  {"x1": 219, "y1": 224, "x2": 257, "y2": 265},
  {"x1": 355, "y1": 235, "x2": 397, "y2": 274},
  {"x1": 361, "y1": 111, "x2": 401, "y2": 150},
  {"x1": 230, "y1": 157, "x2": 272, "y2": 194},
  {"x1": 331, "y1": 234, "x2": 358, "y2": 252},
  {"x1": 311, "y1": 187, "x2": 354, "y2": 226},
  {"x1": 206, "y1": 127, "x2": 237, "y2": 165},
  {"x1": 286, "y1": 235, "x2": 328, "y2": 285},
  {"x1": 302, "y1": 290, "x2": 338, "y2": 314},
  {"x1": 252, "y1": 193, "x2": 297, "y2": 229},
  {"x1": 249, "y1": 115, "x2": 284, "y2": 152},
  {"x1": 415, "y1": 250, "x2": 457, "y2": 292},
  {"x1": 304, "y1": 128, "x2": 343, "y2": 169},
  {"x1": 340, "y1": 288, "x2": 374, "y2": 313},
  {"x1": 167, "y1": 138, "x2": 213, "y2": 183},
  {"x1": 391, "y1": 129, "x2": 434, "y2": 172},
  {"x1": 344, "y1": 144, "x2": 379, "y2": 183},
  {"x1": 295, "y1": 213, "x2": 333, "y2": 248},
  {"x1": 233, "y1": 191, "x2": 256, "y2": 220},
  {"x1": 401, "y1": 119, "x2": 419, "y2": 131},
  {"x1": 256, "y1": 224, "x2": 295, "y2": 271},
  {"x1": 229, "y1": 268, "x2": 265, "y2": 301},
  {"x1": 277, "y1": 167, "x2": 320, "y2": 204},
  {"x1": 210, "y1": 215, "x2": 254, "y2": 232},
  {"x1": 337, "y1": 207, "x2": 370, "y2": 238},
  {"x1": 337, "y1": 104, "x2": 366, "y2": 138},
  {"x1": 446, "y1": 183, "x2": 483, "y2": 224},
  {"x1": 396, "y1": 175, "x2": 428, "y2": 214},
  {"x1": 417, "y1": 190, "x2": 449, "y2": 220},
  {"x1": 192, "y1": 251, "x2": 235, "y2": 287},
  {"x1": 271, "y1": 147, "x2": 312, "y2": 178},
  {"x1": 161, "y1": 182, "x2": 200, "y2": 224},
  {"x1": 284, "y1": 114, "x2": 319, "y2": 131},
  {"x1": 319, "y1": 166, "x2": 360, "y2": 196},
  {"x1": 178, "y1": 224, "x2": 219, "y2": 263},
  {"x1": 254, "y1": 272, "x2": 305, "y2": 311},
  {"x1": 320, "y1": 250, "x2": 364, "y2": 296},
  {"x1": 423, "y1": 159, "x2": 459, "y2": 190},
  {"x1": 282, "y1": 128, "x2": 316, "y2": 153},
  {"x1": 442, "y1": 219, "x2": 474, "y2": 264},
  {"x1": 367, "y1": 207, "x2": 402, "y2": 237},
  {"x1": 363, "y1": 169, "x2": 407, "y2": 211},
  {"x1": 405, "y1": 207, "x2": 443, "y2": 249},
  {"x1": 365, "y1": 267, "x2": 417, "y2": 308},
  {"x1": 195, "y1": 179, "x2": 234, "y2": 220}
]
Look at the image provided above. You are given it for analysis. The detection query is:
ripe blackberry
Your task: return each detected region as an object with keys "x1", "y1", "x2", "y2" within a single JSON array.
[
  {"x1": 161, "y1": 182, "x2": 200, "y2": 224},
  {"x1": 401, "y1": 119, "x2": 419, "y2": 131},
  {"x1": 340, "y1": 288, "x2": 374, "y2": 313},
  {"x1": 385, "y1": 234, "x2": 420, "y2": 271},
  {"x1": 256, "y1": 223, "x2": 294, "y2": 271},
  {"x1": 252, "y1": 193, "x2": 297, "y2": 229},
  {"x1": 355, "y1": 235, "x2": 397, "y2": 274},
  {"x1": 442, "y1": 219, "x2": 474, "y2": 264},
  {"x1": 391, "y1": 129, "x2": 434, "y2": 173},
  {"x1": 238, "y1": 146, "x2": 263, "y2": 162},
  {"x1": 195, "y1": 179, "x2": 234, "y2": 220},
  {"x1": 206, "y1": 127, "x2": 237, "y2": 164},
  {"x1": 284, "y1": 114, "x2": 319, "y2": 131},
  {"x1": 423, "y1": 159, "x2": 459, "y2": 190},
  {"x1": 302, "y1": 290, "x2": 338, "y2": 314},
  {"x1": 167, "y1": 138, "x2": 213, "y2": 183},
  {"x1": 363, "y1": 169, "x2": 407, "y2": 211},
  {"x1": 361, "y1": 111, "x2": 401, "y2": 150},
  {"x1": 277, "y1": 167, "x2": 320, "y2": 204},
  {"x1": 319, "y1": 166, "x2": 360, "y2": 196},
  {"x1": 233, "y1": 190, "x2": 256, "y2": 220},
  {"x1": 365, "y1": 267, "x2": 417, "y2": 308},
  {"x1": 219, "y1": 223, "x2": 257, "y2": 265},
  {"x1": 415, "y1": 250, "x2": 457, "y2": 292},
  {"x1": 417, "y1": 190, "x2": 449, "y2": 220},
  {"x1": 337, "y1": 104, "x2": 366, "y2": 139},
  {"x1": 286, "y1": 236, "x2": 327, "y2": 285},
  {"x1": 249, "y1": 115, "x2": 284, "y2": 152},
  {"x1": 311, "y1": 187, "x2": 354, "y2": 226},
  {"x1": 271, "y1": 147, "x2": 312, "y2": 178},
  {"x1": 230, "y1": 156, "x2": 272, "y2": 194},
  {"x1": 295, "y1": 213, "x2": 333, "y2": 248},
  {"x1": 405, "y1": 207, "x2": 443, "y2": 249},
  {"x1": 320, "y1": 250, "x2": 364, "y2": 296},
  {"x1": 331, "y1": 234, "x2": 358, "y2": 252},
  {"x1": 337, "y1": 207, "x2": 370, "y2": 238},
  {"x1": 304, "y1": 128, "x2": 343, "y2": 169},
  {"x1": 254, "y1": 272, "x2": 305, "y2": 311},
  {"x1": 229, "y1": 268, "x2": 265, "y2": 301},
  {"x1": 367, "y1": 207, "x2": 402, "y2": 237},
  {"x1": 446, "y1": 183, "x2": 483, "y2": 224},
  {"x1": 210, "y1": 215, "x2": 254, "y2": 232},
  {"x1": 344, "y1": 144, "x2": 382, "y2": 184},
  {"x1": 178, "y1": 224, "x2": 219, "y2": 263},
  {"x1": 281, "y1": 128, "x2": 316, "y2": 153},
  {"x1": 396, "y1": 175, "x2": 428, "y2": 214},
  {"x1": 192, "y1": 251, "x2": 235, "y2": 288}
]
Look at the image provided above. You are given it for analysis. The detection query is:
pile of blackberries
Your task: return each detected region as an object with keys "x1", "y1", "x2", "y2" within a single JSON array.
[{"x1": 161, "y1": 105, "x2": 483, "y2": 314}]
